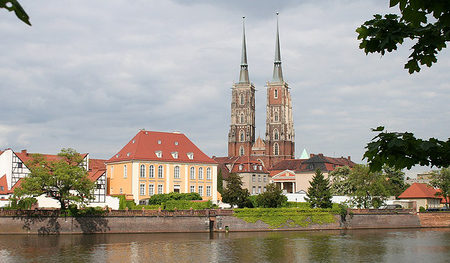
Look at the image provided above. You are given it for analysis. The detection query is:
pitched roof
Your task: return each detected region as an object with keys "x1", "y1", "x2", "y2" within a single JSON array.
[
  {"x1": 107, "y1": 130, "x2": 216, "y2": 164},
  {"x1": 0, "y1": 175, "x2": 8, "y2": 194},
  {"x1": 15, "y1": 150, "x2": 88, "y2": 165},
  {"x1": 88, "y1": 159, "x2": 106, "y2": 182},
  {"x1": 213, "y1": 155, "x2": 268, "y2": 179},
  {"x1": 299, "y1": 154, "x2": 355, "y2": 172},
  {"x1": 398, "y1": 183, "x2": 440, "y2": 199}
]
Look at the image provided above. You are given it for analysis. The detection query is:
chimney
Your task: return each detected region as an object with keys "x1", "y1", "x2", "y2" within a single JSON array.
[
  {"x1": 348, "y1": 156, "x2": 351, "y2": 161},
  {"x1": 21, "y1": 150, "x2": 27, "y2": 155},
  {"x1": 310, "y1": 154, "x2": 314, "y2": 158},
  {"x1": 318, "y1": 153, "x2": 323, "y2": 157}
]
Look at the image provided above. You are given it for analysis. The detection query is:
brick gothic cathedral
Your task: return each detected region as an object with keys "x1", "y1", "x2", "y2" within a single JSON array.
[{"x1": 228, "y1": 16, "x2": 295, "y2": 168}]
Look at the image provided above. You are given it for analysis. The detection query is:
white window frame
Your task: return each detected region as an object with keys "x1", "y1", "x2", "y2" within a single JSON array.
[
  {"x1": 140, "y1": 183, "x2": 145, "y2": 196},
  {"x1": 198, "y1": 185, "x2": 203, "y2": 196},
  {"x1": 158, "y1": 165, "x2": 164, "y2": 178},
  {"x1": 174, "y1": 166, "x2": 180, "y2": 179},
  {"x1": 190, "y1": 167, "x2": 195, "y2": 180},
  {"x1": 199, "y1": 167, "x2": 204, "y2": 180},
  {"x1": 206, "y1": 167, "x2": 211, "y2": 180},
  {"x1": 149, "y1": 165, "x2": 155, "y2": 178},
  {"x1": 140, "y1": 164, "x2": 146, "y2": 178},
  {"x1": 149, "y1": 184, "x2": 154, "y2": 196}
]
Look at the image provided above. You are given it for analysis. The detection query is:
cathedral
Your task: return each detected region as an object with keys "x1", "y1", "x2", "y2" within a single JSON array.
[{"x1": 227, "y1": 15, "x2": 295, "y2": 169}]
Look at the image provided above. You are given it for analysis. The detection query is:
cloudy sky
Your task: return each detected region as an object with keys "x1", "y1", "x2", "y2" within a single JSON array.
[{"x1": 1, "y1": 0, "x2": 449, "y2": 176}]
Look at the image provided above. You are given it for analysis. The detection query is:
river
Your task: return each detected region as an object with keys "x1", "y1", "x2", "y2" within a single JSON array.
[{"x1": 0, "y1": 228, "x2": 449, "y2": 262}]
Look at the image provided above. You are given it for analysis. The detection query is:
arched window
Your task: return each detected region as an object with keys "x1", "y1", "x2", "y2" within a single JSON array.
[
  {"x1": 274, "y1": 111, "x2": 279, "y2": 122},
  {"x1": 174, "y1": 166, "x2": 180, "y2": 179},
  {"x1": 274, "y1": 129, "x2": 279, "y2": 140},
  {"x1": 274, "y1": 143, "x2": 279, "y2": 155},
  {"x1": 140, "y1": 164, "x2": 146, "y2": 178},
  {"x1": 240, "y1": 93, "x2": 244, "y2": 105},
  {"x1": 274, "y1": 89, "x2": 278, "y2": 98},
  {"x1": 206, "y1": 167, "x2": 211, "y2": 180},
  {"x1": 199, "y1": 167, "x2": 204, "y2": 180},
  {"x1": 240, "y1": 114, "x2": 244, "y2": 124},
  {"x1": 190, "y1": 167, "x2": 195, "y2": 180},
  {"x1": 158, "y1": 165, "x2": 163, "y2": 178},
  {"x1": 124, "y1": 165, "x2": 127, "y2": 178},
  {"x1": 239, "y1": 146, "x2": 245, "y2": 156},
  {"x1": 149, "y1": 165, "x2": 155, "y2": 178},
  {"x1": 239, "y1": 130, "x2": 245, "y2": 142}
]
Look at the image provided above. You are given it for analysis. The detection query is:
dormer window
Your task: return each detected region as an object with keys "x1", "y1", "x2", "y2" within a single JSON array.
[
  {"x1": 187, "y1": 152, "x2": 194, "y2": 160},
  {"x1": 116, "y1": 154, "x2": 119, "y2": 158},
  {"x1": 155, "y1": 151, "x2": 162, "y2": 158},
  {"x1": 175, "y1": 141, "x2": 179, "y2": 145},
  {"x1": 253, "y1": 165, "x2": 257, "y2": 170},
  {"x1": 239, "y1": 165, "x2": 243, "y2": 170},
  {"x1": 157, "y1": 140, "x2": 162, "y2": 144},
  {"x1": 171, "y1": 152, "x2": 178, "y2": 159},
  {"x1": 127, "y1": 152, "x2": 131, "y2": 157}
]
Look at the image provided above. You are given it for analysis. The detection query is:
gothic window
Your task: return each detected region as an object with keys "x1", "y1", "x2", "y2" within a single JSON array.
[
  {"x1": 206, "y1": 167, "x2": 211, "y2": 180},
  {"x1": 240, "y1": 113, "x2": 244, "y2": 124},
  {"x1": 274, "y1": 129, "x2": 279, "y2": 140},
  {"x1": 199, "y1": 167, "x2": 204, "y2": 180},
  {"x1": 239, "y1": 130, "x2": 245, "y2": 142},
  {"x1": 274, "y1": 143, "x2": 279, "y2": 155},
  {"x1": 240, "y1": 94, "x2": 245, "y2": 105},
  {"x1": 190, "y1": 167, "x2": 195, "y2": 179},
  {"x1": 239, "y1": 146, "x2": 245, "y2": 156},
  {"x1": 274, "y1": 89, "x2": 278, "y2": 98},
  {"x1": 274, "y1": 111, "x2": 279, "y2": 122}
]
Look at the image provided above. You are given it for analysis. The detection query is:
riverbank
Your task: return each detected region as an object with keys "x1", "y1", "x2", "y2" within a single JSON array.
[{"x1": 0, "y1": 209, "x2": 449, "y2": 234}]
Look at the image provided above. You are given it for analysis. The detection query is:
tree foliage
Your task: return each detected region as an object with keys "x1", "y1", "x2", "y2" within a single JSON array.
[
  {"x1": 222, "y1": 173, "x2": 251, "y2": 208},
  {"x1": 364, "y1": 126, "x2": 450, "y2": 172},
  {"x1": 357, "y1": 0, "x2": 450, "y2": 73},
  {"x1": 14, "y1": 148, "x2": 95, "y2": 210},
  {"x1": 217, "y1": 168, "x2": 223, "y2": 194},
  {"x1": 255, "y1": 183, "x2": 287, "y2": 208},
  {"x1": 147, "y1": 192, "x2": 202, "y2": 205},
  {"x1": 305, "y1": 169, "x2": 333, "y2": 209},
  {"x1": 430, "y1": 167, "x2": 450, "y2": 209},
  {"x1": 329, "y1": 166, "x2": 354, "y2": 195},
  {"x1": 0, "y1": 0, "x2": 31, "y2": 25}
]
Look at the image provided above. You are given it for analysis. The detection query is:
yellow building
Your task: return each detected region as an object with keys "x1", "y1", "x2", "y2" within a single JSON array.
[{"x1": 106, "y1": 130, "x2": 218, "y2": 204}]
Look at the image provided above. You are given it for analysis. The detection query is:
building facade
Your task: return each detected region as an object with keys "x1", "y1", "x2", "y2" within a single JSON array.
[
  {"x1": 106, "y1": 130, "x2": 218, "y2": 204},
  {"x1": 227, "y1": 15, "x2": 294, "y2": 169}
]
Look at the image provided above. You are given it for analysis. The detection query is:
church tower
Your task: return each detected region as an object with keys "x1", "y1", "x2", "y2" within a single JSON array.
[
  {"x1": 228, "y1": 18, "x2": 256, "y2": 157},
  {"x1": 265, "y1": 13, "x2": 295, "y2": 166}
]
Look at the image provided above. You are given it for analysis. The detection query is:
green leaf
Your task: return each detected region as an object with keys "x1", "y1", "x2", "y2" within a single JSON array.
[{"x1": 0, "y1": 0, "x2": 31, "y2": 26}]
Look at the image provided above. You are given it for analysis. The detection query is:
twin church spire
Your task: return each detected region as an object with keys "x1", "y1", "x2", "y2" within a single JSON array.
[{"x1": 228, "y1": 14, "x2": 295, "y2": 168}]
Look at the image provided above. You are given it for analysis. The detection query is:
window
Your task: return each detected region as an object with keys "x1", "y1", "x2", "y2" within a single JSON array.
[
  {"x1": 155, "y1": 150, "x2": 162, "y2": 158},
  {"x1": 158, "y1": 165, "x2": 163, "y2": 178},
  {"x1": 258, "y1": 186, "x2": 261, "y2": 194},
  {"x1": 274, "y1": 89, "x2": 278, "y2": 98},
  {"x1": 149, "y1": 165, "x2": 155, "y2": 178},
  {"x1": 124, "y1": 165, "x2": 127, "y2": 178},
  {"x1": 274, "y1": 129, "x2": 279, "y2": 140},
  {"x1": 110, "y1": 187, "x2": 113, "y2": 194},
  {"x1": 239, "y1": 146, "x2": 245, "y2": 156},
  {"x1": 140, "y1": 184, "x2": 145, "y2": 196},
  {"x1": 206, "y1": 167, "x2": 211, "y2": 180},
  {"x1": 120, "y1": 188, "x2": 123, "y2": 194},
  {"x1": 274, "y1": 143, "x2": 279, "y2": 155},
  {"x1": 239, "y1": 130, "x2": 245, "y2": 142},
  {"x1": 157, "y1": 184, "x2": 163, "y2": 194},
  {"x1": 171, "y1": 151, "x2": 178, "y2": 159},
  {"x1": 198, "y1": 185, "x2": 203, "y2": 196},
  {"x1": 264, "y1": 175, "x2": 267, "y2": 182},
  {"x1": 187, "y1": 152, "x2": 194, "y2": 159},
  {"x1": 149, "y1": 184, "x2": 154, "y2": 196},
  {"x1": 190, "y1": 185, "x2": 195, "y2": 193},
  {"x1": 199, "y1": 167, "x2": 204, "y2": 180},
  {"x1": 140, "y1": 164, "x2": 146, "y2": 178},
  {"x1": 264, "y1": 186, "x2": 266, "y2": 192},
  {"x1": 274, "y1": 112, "x2": 279, "y2": 122},
  {"x1": 174, "y1": 166, "x2": 180, "y2": 179},
  {"x1": 240, "y1": 93, "x2": 244, "y2": 105},
  {"x1": 240, "y1": 114, "x2": 244, "y2": 124},
  {"x1": 252, "y1": 186, "x2": 256, "y2": 195},
  {"x1": 206, "y1": 186, "x2": 211, "y2": 197},
  {"x1": 252, "y1": 174, "x2": 256, "y2": 182},
  {"x1": 258, "y1": 175, "x2": 261, "y2": 182},
  {"x1": 190, "y1": 167, "x2": 195, "y2": 180},
  {"x1": 110, "y1": 166, "x2": 114, "y2": 179},
  {"x1": 174, "y1": 185, "x2": 180, "y2": 193}
]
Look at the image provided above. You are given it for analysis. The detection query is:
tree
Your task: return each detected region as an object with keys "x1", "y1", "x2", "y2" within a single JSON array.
[
  {"x1": 217, "y1": 168, "x2": 224, "y2": 194},
  {"x1": 255, "y1": 183, "x2": 287, "y2": 208},
  {"x1": 364, "y1": 126, "x2": 450, "y2": 172},
  {"x1": 329, "y1": 166, "x2": 354, "y2": 195},
  {"x1": 348, "y1": 164, "x2": 390, "y2": 209},
  {"x1": 383, "y1": 165, "x2": 408, "y2": 197},
  {"x1": 14, "y1": 148, "x2": 95, "y2": 210},
  {"x1": 356, "y1": 0, "x2": 450, "y2": 73},
  {"x1": 0, "y1": 0, "x2": 31, "y2": 25},
  {"x1": 305, "y1": 169, "x2": 333, "y2": 209},
  {"x1": 430, "y1": 167, "x2": 450, "y2": 209},
  {"x1": 221, "y1": 173, "x2": 251, "y2": 208}
]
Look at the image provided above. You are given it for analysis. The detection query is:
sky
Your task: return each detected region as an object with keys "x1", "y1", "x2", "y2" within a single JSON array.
[{"x1": 1, "y1": 0, "x2": 449, "y2": 177}]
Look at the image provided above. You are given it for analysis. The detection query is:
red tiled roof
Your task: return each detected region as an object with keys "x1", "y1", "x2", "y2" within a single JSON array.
[
  {"x1": 213, "y1": 155, "x2": 268, "y2": 179},
  {"x1": 272, "y1": 170, "x2": 296, "y2": 181},
  {"x1": 88, "y1": 159, "x2": 106, "y2": 182},
  {"x1": 0, "y1": 175, "x2": 8, "y2": 194},
  {"x1": 107, "y1": 130, "x2": 216, "y2": 164},
  {"x1": 15, "y1": 150, "x2": 88, "y2": 165},
  {"x1": 398, "y1": 183, "x2": 440, "y2": 199}
]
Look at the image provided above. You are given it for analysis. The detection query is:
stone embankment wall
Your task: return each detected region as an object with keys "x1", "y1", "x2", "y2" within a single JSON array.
[{"x1": 0, "y1": 211, "x2": 449, "y2": 234}]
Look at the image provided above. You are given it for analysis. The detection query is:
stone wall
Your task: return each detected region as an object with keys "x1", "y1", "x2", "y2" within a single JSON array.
[
  {"x1": 418, "y1": 213, "x2": 450, "y2": 228},
  {"x1": 347, "y1": 214, "x2": 421, "y2": 229}
]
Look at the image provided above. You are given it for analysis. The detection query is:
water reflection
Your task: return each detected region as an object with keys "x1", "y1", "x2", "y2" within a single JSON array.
[{"x1": 0, "y1": 229, "x2": 449, "y2": 262}]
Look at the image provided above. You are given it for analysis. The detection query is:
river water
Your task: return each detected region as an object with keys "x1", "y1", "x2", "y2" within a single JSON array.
[{"x1": 0, "y1": 228, "x2": 449, "y2": 262}]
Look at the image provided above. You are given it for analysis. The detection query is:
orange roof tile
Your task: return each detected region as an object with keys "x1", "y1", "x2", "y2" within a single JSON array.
[
  {"x1": 107, "y1": 130, "x2": 216, "y2": 164},
  {"x1": 398, "y1": 183, "x2": 440, "y2": 199},
  {"x1": 0, "y1": 175, "x2": 8, "y2": 194}
]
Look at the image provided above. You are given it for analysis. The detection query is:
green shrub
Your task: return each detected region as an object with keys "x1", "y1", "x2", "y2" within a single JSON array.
[
  {"x1": 164, "y1": 200, "x2": 212, "y2": 210},
  {"x1": 419, "y1": 206, "x2": 426, "y2": 212},
  {"x1": 148, "y1": 192, "x2": 202, "y2": 205},
  {"x1": 134, "y1": 204, "x2": 161, "y2": 210}
]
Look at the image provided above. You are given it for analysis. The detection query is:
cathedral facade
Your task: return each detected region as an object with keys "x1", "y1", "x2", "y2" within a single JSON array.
[{"x1": 228, "y1": 16, "x2": 295, "y2": 169}]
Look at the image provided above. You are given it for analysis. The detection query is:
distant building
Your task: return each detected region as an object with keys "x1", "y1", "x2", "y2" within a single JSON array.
[
  {"x1": 0, "y1": 149, "x2": 110, "y2": 207},
  {"x1": 405, "y1": 172, "x2": 432, "y2": 185},
  {"x1": 270, "y1": 153, "x2": 355, "y2": 193},
  {"x1": 106, "y1": 130, "x2": 218, "y2": 204},
  {"x1": 398, "y1": 183, "x2": 445, "y2": 211}
]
